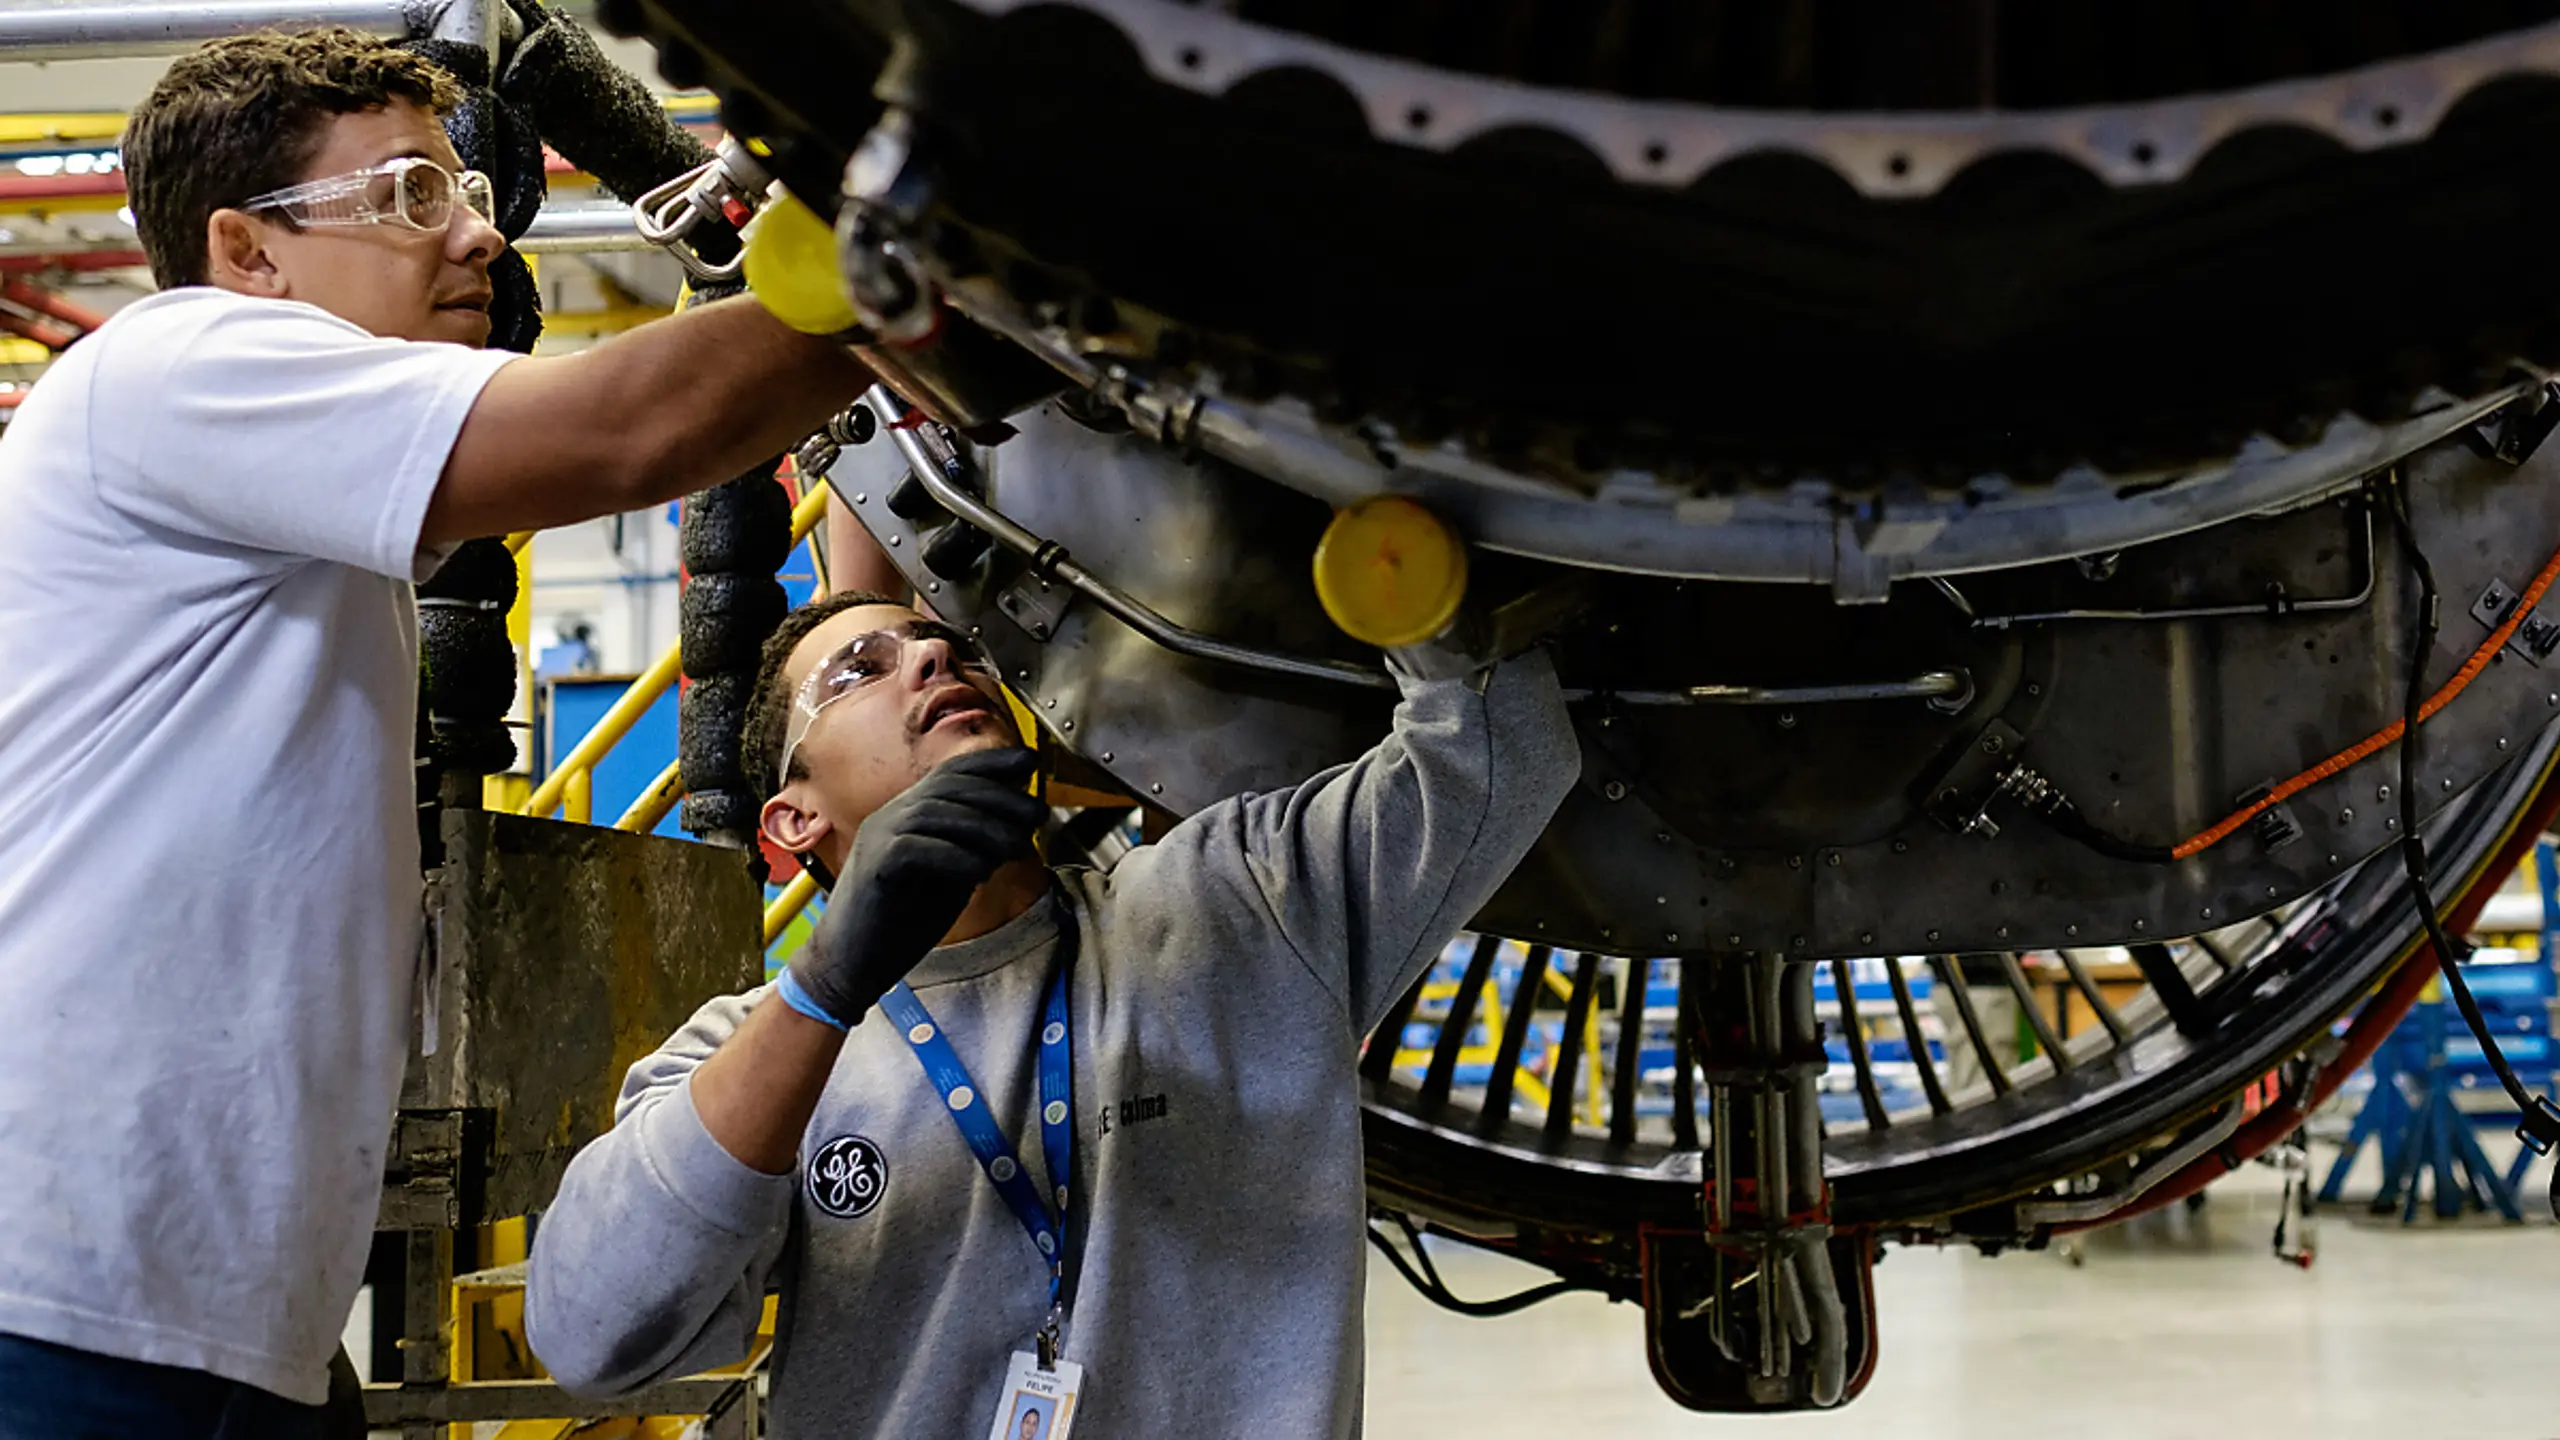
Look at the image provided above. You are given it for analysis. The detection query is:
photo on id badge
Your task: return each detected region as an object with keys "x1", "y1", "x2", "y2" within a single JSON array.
[{"x1": 987, "y1": 1351, "x2": 1081, "y2": 1440}]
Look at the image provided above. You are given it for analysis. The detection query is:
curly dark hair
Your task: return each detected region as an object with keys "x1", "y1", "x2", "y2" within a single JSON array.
[
  {"x1": 124, "y1": 27, "x2": 465, "y2": 289},
  {"x1": 741, "y1": 589, "x2": 899, "y2": 807}
]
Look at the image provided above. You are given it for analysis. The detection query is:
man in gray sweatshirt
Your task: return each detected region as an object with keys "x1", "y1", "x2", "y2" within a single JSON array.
[{"x1": 524, "y1": 586, "x2": 1578, "y2": 1436}]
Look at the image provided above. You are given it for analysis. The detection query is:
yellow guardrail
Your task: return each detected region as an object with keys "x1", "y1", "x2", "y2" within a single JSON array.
[{"x1": 764, "y1": 871, "x2": 821, "y2": 946}]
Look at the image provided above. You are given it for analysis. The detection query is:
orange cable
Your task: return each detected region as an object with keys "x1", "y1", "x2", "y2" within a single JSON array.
[{"x1": 2170, "y1": 537, "x2": 2560, "y2": 860}]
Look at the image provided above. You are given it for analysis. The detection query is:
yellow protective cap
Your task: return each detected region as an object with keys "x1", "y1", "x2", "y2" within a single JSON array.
[
  {"x1": 741, "y1": 192, "x2": 861, "y2": 336},
  {"x1": 1313, "y1": 495, "x2": 1469, "y2": 650}
]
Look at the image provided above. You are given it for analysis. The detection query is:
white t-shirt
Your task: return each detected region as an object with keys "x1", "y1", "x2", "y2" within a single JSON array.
[{"x1": 0, "y1": 288, "x2": 517, "y2": 1403}]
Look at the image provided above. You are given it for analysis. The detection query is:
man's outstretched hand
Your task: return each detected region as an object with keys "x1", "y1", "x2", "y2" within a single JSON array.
[{"x1": 790, "y1": 748, "x2": 1045, "y2": 1028}]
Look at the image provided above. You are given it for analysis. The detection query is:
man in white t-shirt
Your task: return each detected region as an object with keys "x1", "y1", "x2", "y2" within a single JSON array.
[{"x1": 0, "y1": 28, "x2": 870, "y2": 1436}]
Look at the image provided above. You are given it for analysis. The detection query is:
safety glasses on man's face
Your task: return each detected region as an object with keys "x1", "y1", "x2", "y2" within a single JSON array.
[
  {"x1": 241, "y1": 157, "x2": 495, "y2": 233},
  {"x1": 776, "y1": 620, "x2": 1000, "y2": 789}
]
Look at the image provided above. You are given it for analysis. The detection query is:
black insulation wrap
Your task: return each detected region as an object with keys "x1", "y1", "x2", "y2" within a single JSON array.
[
  {"x1": 679, "y1": 571, "x2": 790, "y2": 678},
  {"x1": 500, "y1": 0, "x2": 731, "y2": 265},
  {"x1": 680, "y1": 470, "x2": 798, "y2": 575},
  {"x1": 419, "y1": 537, "x2": 519, "y2": 607},
  {"x1": 677, "y1": 670, "x2": 752, "y2": 793}
]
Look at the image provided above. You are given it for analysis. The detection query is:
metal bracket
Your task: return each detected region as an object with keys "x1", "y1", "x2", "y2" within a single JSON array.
[
  {"x1": 1922, "y1": 719, "x2": 2030, "y2": 839},
  {"x1": 2237, "y1": 782, "x2": 2304, "y2": 852},
  {"x1": 995, "y1": 572, "x2": 1072, "y2": 642},
  {"x1": 2472, "y1": 576, "x2": 2521, "y2": 631}
]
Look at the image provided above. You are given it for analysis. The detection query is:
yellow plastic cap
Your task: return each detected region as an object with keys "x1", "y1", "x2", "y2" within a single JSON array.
[
  {"x1": 1313, "y1": 495, "x2": 1469, "y2": 650},
  {"x1": 741, "y1": 192, "x2": 861, "y2": 336}
]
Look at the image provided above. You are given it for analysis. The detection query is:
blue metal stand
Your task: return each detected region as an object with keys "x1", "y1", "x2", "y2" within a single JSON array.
[{"x1": 2317, "y1": 839, "x2": 2560, "y2": 1222}]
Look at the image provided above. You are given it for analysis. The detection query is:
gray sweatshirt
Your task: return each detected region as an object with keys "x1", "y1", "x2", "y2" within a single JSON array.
[{"x1": 524, "y1": 653, "x2": 1576, "y2": 1437}]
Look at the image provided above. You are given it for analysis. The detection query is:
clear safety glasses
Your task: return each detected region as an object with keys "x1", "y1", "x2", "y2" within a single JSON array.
[
  {"x1": 777, "y1": 619, "x2": 1001, "y2": 788},
  {"x1": 242, "y1": 157, "x2": 495, "y2": 233}
]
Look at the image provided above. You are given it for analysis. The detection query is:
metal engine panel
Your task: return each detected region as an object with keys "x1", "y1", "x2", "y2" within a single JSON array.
[{"x1": 835, "y1": 405, "x2": 2560, "y2": 960}]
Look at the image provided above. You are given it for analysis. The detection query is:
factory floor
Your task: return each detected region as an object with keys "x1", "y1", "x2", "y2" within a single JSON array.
[{"x1": 1364, "y1": 1149, "x2": 2560, "y2": 1438}]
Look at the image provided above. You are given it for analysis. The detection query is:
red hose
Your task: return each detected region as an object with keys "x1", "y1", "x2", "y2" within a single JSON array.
[{"x1": 2056, "y1": 758, "x2": 2560, "y2": 1231}]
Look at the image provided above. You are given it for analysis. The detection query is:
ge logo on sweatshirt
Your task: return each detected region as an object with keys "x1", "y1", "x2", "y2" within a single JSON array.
[{"x1": 807, "y1": 1135, "x2": 888, "y2": 1219}]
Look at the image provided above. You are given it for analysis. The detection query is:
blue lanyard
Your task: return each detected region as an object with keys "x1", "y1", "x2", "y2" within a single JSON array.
[{"x1": 875, "y1": 911, "x2": 1077, "y2": 1323}]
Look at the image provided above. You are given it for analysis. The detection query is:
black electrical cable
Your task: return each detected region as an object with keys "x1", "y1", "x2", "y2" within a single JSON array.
[
  {"x1": 2379, "y1": 479, "x2": 2560, "y2": 1210},
  {"x1": 1363, "y1": 1214, "x2": 1584, "y2": 1318}
]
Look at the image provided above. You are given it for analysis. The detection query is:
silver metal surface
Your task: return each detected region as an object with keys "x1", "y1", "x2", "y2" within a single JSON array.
[
  {"x1": 945, "y1": 0, "x2": 2560, "y2": 200},
  {"x1": 845, "y1": 397, "x2": 2560, "y2": 959},
  {"x1": 875, "y1": 385, "x2": 1396, "y2": 692},
  {"x1": 929, "y1": 267, "x2": 2525, "y2": 595},
  {"x1": 0, "y1": 0, "x2": 417, "y2": 58}
]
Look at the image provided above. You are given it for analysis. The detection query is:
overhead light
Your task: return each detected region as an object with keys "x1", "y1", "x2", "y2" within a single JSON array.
[{"x1": 14, "y1": 156, "x2": 62, "y2": 178}]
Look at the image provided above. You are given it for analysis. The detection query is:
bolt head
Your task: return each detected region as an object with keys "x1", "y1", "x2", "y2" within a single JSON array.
[
  {"x1": 1927, "y1": 929, "x2": 1942, "y2": 942},
  {"x1": 1981, "y1": 735, "x2": 2004, "y2": 754},
  {"x1": 1995, "y1": 926, "x2": 2009, "y2": 939},
  {"x1": 1602, "y1": 779, "x2": 1629, "y2": 802},
  {"x1": 1790, "y1": 935, "x2": 1807, "y2": 949},
  {"x1": 1892, "y1": 839, "x2": 1910, "y2": 854},
  {"x1": 1826, "y1": 851, "x2": 1843, "y2": 867},
  {"x1": 1728, "y1": 934, "x2": 1743, "y2": 946},
  {"x1": 1666, "y1": 932, "x2": 1680, "y2": 945},
  {"x1": 1100, "y1": 751, "x2": 1114, "y2": 763},
  {"x1": 1149, "y1": 782, "x2": 1163, "y2": 795},
  {"x1": 2065, "y1": 924, "x2": 2079, "y2": 937},
  {"x1": 1861, "y1": 931, "x2": 1876, "y2": 945},
  {"x1": 2202, "y1": 907, "x2": 2215, "y2": 920}
]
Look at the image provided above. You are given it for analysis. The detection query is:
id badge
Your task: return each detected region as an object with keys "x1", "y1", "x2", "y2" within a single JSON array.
[{"x1": 985, "y1": 1350, "x2": 1084, "y2": 1440}]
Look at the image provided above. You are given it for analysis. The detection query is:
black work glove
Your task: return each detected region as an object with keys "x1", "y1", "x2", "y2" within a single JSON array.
[{"x1": 790, "y1": 748, "x2": 1045, "y2": 1027}]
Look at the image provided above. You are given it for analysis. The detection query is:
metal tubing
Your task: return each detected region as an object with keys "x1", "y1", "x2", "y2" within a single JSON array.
[
  {"x1": 1951, "y1": 501, "x2": 2377, "y2": 630},
  {"x1": 1670, "y1": 963, "x2": 1700, "y2": 1150},
  {"x1": 1997, "y1": 952, "x2": 2076, "y2": 1074},
  {"x1": 1829, "y1": 961, "x2": 1892, "y2": 1130},
  {"x1": 875, "y1": 387, "x2": 1396, "y2": 692},
  {"x1": 1421, "y1": 934, "x2": 1501, "y2": 1111},
  {"x1": 2057, "y1": 948, "x2": 2133, "y2": 1045},
  {"x1": 1931, "y1": 956, "x2": 2014, "y2": 1096},
  {"x1": 1544, "y1": 953, "x2": 1601, "y2": 1143},
  {"x1": 1586, "y1": 669, "x2": 1972, "y2": 709},
  {"x1": 0, "y1": 1, "x2": 414, "y2": 58},
  {"x1": 1609, "y1": 957, "x2": 1650, "y2": 1146},
  {"x1": 1881, "y1": 958, "x2": 1953, "y2": 1116},
  {"x1": 515, "y1": 203, "x2": 652, "y2": 253},
  {"x1": 1478, "y1": 946, "x2": 1551, "y2": 1131}
]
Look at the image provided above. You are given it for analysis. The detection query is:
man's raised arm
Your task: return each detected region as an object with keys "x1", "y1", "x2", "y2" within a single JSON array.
[
  {"x1": 424, "y1": 298, "x2": 868, "y2": 544},
  {"x1": 1118, "y1": 648, "x2": 1581, "y2": 1035}
]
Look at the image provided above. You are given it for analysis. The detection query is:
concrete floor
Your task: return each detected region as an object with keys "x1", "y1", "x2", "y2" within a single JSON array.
[{"x1": 1364, "y1": 1159, "x2": 2560, "y2": 1439}]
